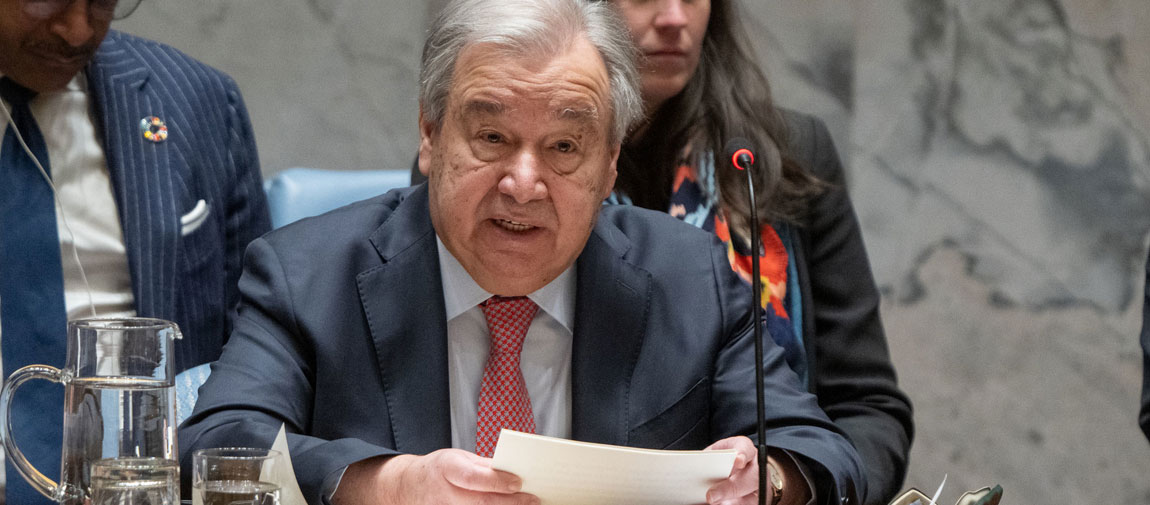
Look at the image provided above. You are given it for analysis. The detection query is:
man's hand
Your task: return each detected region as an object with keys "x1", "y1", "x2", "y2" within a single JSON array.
[
  {"x1": 331, "y1": 448, "x2": 540, "y2": 505},
  {"x1": 704, "y1": 436, "x2": 769, "y2": 505}
]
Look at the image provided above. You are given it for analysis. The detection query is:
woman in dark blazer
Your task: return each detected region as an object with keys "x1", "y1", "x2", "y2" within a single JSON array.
[{"x1": 600, "y1": 1, "x2": 914, "y2": 503}]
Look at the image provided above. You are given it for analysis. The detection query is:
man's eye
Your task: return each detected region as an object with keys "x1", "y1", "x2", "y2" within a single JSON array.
[
  {"x1": 483, "y1": 132, "x2": 503, "y2": 143},
  {"x1": 555, "y1": 141, "x2": 575, "y2": 153}
]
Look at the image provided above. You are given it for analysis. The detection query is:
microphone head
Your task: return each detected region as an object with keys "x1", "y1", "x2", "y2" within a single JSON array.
[{"x1": 723, "y1": 137, "x2": 755, "y2": 170}]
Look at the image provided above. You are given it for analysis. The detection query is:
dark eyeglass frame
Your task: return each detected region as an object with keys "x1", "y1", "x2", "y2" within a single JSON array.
[{"x1": 21, "y1": 0, "x2": 144, "y2": 21}]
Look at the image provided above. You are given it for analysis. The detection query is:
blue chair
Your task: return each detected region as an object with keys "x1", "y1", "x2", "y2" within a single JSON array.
[
  {"x1": 175, "y1": 363, "x2": 212, "y2": 425},
  {"x1": 264, "y1": 167, "x2": 412, "y2": 229},
  {"x1": 176, "y1": 168, "x2": 412, "y2": 424}
]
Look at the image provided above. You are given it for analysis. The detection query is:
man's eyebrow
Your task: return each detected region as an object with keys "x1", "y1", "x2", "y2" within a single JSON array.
[
  {"x1": 554, "y1": 105, "x2": 599, "y2": 124},
  {"x1": 462, "y1": 99, "x2": 504, "y2": 116}
]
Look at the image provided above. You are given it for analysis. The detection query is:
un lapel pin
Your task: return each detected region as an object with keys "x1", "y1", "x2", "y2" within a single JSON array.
[{"x1": 140, "y1": 116, "x2": 168, "y2": 143}]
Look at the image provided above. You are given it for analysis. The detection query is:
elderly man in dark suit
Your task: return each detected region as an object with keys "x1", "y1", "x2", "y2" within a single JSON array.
[
  {"x1": 179, "y1": 0, "x2": 865, "y2": 504},
  {"x1": 0, "y1": 0, "x2": 268, "y2": 502}
]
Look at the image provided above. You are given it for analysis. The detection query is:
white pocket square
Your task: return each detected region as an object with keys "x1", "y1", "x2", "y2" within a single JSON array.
[{"x1": 180, "y1": 199, "x2": 210, "y2": 236}]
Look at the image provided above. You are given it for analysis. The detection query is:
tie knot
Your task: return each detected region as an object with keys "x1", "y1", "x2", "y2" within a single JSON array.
[
  {"x1": 0, "y1": 78, "x2": 37, "y2": 109},
  {"x1": 480, "y1": 296, "x2": 538, "y2": 355}
]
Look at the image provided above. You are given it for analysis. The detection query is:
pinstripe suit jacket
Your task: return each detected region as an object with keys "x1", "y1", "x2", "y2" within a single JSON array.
[{"x1": 85, "y1": 31, "x2": 271, "y2": 372}]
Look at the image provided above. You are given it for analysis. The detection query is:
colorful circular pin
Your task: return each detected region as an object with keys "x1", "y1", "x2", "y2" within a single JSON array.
[{"x1": 140, "y1": 116, "x2": 168, "y2": 142}]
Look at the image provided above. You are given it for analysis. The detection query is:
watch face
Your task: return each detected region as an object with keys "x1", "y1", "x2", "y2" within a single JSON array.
[{"x1": 768, "y1": 461, "x2": 784, "y2": 495}]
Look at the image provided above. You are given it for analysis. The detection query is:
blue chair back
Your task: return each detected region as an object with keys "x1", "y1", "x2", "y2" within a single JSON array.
[
  {"x1": 264, "y1": 167, "x2": 411, "y2": 228},
  {"x1": 175, "y1": 363, "x2": 212, "y2": 425}
]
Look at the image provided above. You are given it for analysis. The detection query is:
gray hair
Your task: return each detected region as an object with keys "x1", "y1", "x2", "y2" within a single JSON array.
[{"x1": 419, "y1": 0, "x2": 642, "y2": 143}]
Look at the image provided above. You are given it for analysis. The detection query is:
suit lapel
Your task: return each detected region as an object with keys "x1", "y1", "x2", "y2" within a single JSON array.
[
  {"x1": 86, "y1": 31, "x2": 180, "y2": 322},
  {"x1": 357, "y1": 186, "x2": 452, "y2": 453},
  {"x1": 570, "y1": 220, "x2": 651, "y2": 446}
]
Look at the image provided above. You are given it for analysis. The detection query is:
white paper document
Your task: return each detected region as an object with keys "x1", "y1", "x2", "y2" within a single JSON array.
[
  {"x1": 264, "y1": 424, "x2": 308, "y2": 505},
  {"x1": 491, "y1": 430, "x2": 737, "y2": 505}
]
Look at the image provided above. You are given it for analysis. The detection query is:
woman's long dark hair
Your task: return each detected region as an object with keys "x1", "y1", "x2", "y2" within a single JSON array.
[{"x1": 614, "y1": 0, "x2": 824, "y2": 235}]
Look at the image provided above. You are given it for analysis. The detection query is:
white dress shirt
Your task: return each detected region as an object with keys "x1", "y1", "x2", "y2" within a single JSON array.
[{"x1": 437, "y1": 237, "x2": 575, "y2": 452}]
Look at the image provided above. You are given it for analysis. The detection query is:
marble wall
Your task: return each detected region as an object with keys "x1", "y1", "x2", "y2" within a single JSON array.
[
  {"x1": 122, "y1": 0, "x2": 429, "y2": 173},
  {"x1": 118, "y1": 0, "x2": 1150, "y2": 503},
  {"x1": 741, "y1": 1, "x2": 1150, "y2": 502}
]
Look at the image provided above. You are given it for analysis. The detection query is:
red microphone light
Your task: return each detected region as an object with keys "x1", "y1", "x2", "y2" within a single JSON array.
[{"x1": 731, "y1": 148, "x2": 754, "y2": 170}]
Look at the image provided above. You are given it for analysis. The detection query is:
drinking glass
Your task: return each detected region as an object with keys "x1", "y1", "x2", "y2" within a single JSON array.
[
  {"x1": 192, "y1": 448, "x2": 281, "y2": 505},
  {"x1": 89, "y1": 457, "x2": 179, "y2": 505}
]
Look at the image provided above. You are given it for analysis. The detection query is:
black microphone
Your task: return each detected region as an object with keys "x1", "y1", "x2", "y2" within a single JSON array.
[{"x1": 723, "y1": 137, "x2": 769, "y2": 505}]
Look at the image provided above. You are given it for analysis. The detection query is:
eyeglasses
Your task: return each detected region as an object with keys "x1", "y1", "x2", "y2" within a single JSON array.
[{"x1": 22, "y1": 0, "x2": 144, "y2": 21}]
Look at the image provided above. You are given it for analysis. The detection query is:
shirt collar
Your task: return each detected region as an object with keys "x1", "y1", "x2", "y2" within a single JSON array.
[
  {"x1": 67, "y1": 72, "x2": 87, "y2": 93},
  {"x1": 436, "y1": 236, "x2": 576, "y2": 333}
]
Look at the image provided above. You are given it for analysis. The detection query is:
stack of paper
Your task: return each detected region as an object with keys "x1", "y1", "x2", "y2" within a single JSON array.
[{"x1": 491, "y1": 430, "x2": 737, "y2": 505}]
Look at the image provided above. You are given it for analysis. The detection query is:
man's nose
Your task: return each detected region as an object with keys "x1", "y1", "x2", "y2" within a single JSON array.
[
  {"x1": 50, "y1": 0, "x2": 98, "y2": 48},
  {"x1": 653, "y1": 0, "x2": 690, "y2": 30},
  {"x1": 498, "y1": 151, "x2": 548, "y2": 204}
]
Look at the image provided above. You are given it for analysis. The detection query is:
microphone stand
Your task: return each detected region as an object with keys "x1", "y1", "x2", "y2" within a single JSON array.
[{"x1": 731, "y1": 146, "x2": 768, "y2": 505}]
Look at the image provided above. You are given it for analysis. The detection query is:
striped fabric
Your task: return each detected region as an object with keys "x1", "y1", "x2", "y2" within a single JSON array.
[{"x1": 85, "y1": 31, "x2": 271, "y2": 373}]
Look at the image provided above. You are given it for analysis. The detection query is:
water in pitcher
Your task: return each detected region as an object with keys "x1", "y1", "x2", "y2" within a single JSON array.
[
  {"x1": 89, "y1": 457, "x2": 179, "y2": 505},
  {"x1": 59, "y1": 376, "x2": 177, "y2": 504}
]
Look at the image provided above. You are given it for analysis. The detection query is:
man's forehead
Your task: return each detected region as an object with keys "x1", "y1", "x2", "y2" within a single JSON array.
[{"x1": 448, "y1": 39, "x2": 610, "y2": 122}]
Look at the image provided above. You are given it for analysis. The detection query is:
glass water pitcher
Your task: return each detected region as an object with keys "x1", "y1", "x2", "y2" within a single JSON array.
[{"x1": 0, "y1": 317, "x2": 183, "y2": 504}]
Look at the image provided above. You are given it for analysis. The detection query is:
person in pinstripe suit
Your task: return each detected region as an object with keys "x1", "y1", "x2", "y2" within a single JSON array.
[{"x1": 1, "y1": 1, "x2": 269, "y2": 503}]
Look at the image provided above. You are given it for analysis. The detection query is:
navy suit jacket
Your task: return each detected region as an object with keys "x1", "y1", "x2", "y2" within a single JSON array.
[
  {"x1": 85, "y1": 31, "x2": 270, "y2": 372},
  {"x1": 180, "y1": 184, "x2": 865, "y2": 504}
]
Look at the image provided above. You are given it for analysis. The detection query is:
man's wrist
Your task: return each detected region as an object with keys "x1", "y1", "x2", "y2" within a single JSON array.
[{"x1": 331, "y1": 454, "x2": 406, "y2": 505}]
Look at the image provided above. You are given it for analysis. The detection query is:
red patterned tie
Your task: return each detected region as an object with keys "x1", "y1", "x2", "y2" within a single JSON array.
[{"x1": 475, "y1": 296, "x2": 539, "y2": 457}]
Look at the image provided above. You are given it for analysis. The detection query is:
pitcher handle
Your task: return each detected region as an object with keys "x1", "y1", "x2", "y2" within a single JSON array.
[{"x1": 0, "y1": 364, "x2": 77, "y2": 502}]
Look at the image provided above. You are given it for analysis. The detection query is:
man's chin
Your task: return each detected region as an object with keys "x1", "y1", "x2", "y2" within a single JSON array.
[
  {"x1": 10, "y1": 50, "x2": 93, "y2": 91},
  {"x1": 7, "y1": 68, "x2": 82, "y2": 93},
  {"x1": 473, "y1": 264, "x2": 558, "y2": 297}
]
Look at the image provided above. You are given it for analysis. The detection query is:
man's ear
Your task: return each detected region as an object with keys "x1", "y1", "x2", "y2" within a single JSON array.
[
  {"x1": 601, "y1": 143, "x2": 621, "y2": 199},
  {"x1": 418, "y1": 108, "x2": 437, "y2": 176}
]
